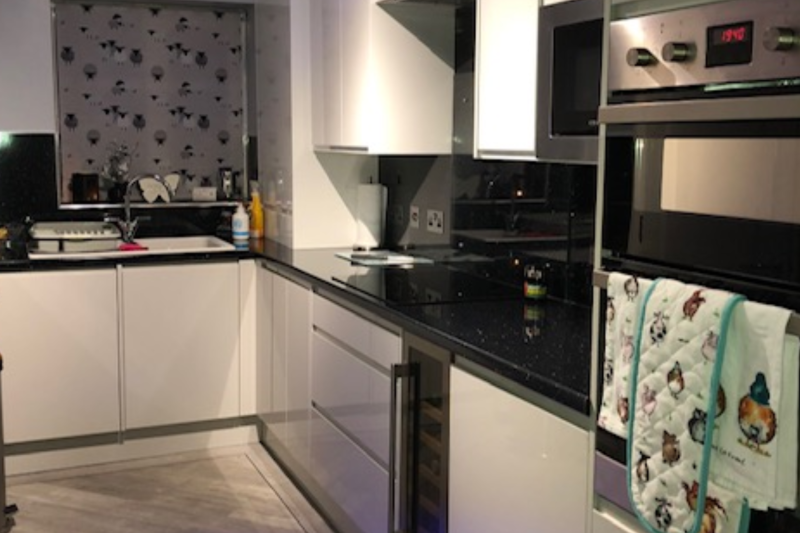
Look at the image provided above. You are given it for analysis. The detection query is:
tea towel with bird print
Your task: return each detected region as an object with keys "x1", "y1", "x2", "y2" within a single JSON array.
[
  {"x1": 598, "y1": 272, "x2": 652, "y2": 439},
  {"x1": 628, "y1": 278, "x2": 750, "y2": 533},
  {"x1": 710, "y1": 300, "x2": 799, "y2": 511}
]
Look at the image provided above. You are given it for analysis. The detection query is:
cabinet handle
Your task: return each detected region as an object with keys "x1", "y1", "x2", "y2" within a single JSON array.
[{"x1": 389, "y1": 363, "x2": 413, "y2": 533}]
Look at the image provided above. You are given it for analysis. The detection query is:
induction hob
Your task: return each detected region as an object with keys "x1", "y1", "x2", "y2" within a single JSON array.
[{"x1": 333, "y1": 264, "x2": 521, "y2": 305}]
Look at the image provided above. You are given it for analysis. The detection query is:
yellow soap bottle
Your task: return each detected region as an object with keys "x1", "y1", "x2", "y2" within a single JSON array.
[{"x1": 249, "y1": 182, "x2": 264, "y2": 239}]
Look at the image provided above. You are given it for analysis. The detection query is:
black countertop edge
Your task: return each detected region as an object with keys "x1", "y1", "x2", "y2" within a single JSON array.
[
  {"x1": 0, "y1": 247, "x2": 258, "y2": 271},
  {"x1": 0, "y1": 238, "x2": 592, "y2": 418}
]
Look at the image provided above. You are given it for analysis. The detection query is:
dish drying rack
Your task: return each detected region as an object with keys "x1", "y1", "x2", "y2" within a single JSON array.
[{"x1": 28, "y1": 221, "x2": 121, "y2": 253}]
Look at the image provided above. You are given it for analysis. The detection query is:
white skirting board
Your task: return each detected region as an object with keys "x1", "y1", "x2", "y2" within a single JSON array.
[{"x1": 6, "y1": 426, "x2": 259, "y2": 477}]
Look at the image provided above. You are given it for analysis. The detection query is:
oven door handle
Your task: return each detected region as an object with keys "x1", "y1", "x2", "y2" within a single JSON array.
[
  {"x1": 389, "y1": 362, "x2": 414, "y2": 533},
  {"x1": 599, "y1": 93, "x2": 800, "y2": 124}
]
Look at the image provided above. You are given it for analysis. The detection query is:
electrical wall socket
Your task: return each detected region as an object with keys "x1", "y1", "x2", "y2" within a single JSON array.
[
  {"x1": 410, "y1": 205, "x2": 420, "y2": 229},
  {"x1": 426, "y1": 209, "x2": 444, "y2": 234},
  {"x1": 391, "y1": 205, "x2": 404, "y2": 225}
]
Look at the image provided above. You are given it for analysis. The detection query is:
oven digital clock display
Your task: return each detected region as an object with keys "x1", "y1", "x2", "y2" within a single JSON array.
[
  {"x1": 712, "y1": 24, "x2": 751, "y2": 45},
  {"x1": 706, "y1": 21, "x2": 754, "y2": 67}
]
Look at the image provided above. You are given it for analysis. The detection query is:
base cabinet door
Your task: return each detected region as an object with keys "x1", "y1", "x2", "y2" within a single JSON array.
[
  {"x1": 0, "y1": 269, "x2": 120, "y2": 443},
  {"x1": 122, "y1": 263, "x2": 239, "y2": 429},
  {"x1": 449, "y1": 366, "x2": 590, "y2": 533},
  {"x1": 309, "y1": 408, "x2": 389, "y2": 533},
  {"x1": 264, "y1": 272, "x2": 312, "y2": 470},
  {"x1": 283, "y1": 276, "x2": 312, "y2": 467}
]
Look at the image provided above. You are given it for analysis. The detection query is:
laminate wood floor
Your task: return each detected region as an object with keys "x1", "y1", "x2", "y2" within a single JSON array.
[{"x1": 4, "y1": 444, "x2": 335, "y2": 533}]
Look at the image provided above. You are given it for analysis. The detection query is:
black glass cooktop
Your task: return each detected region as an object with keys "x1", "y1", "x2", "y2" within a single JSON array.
[{"x1": 334, "y1": 264, "x2": 521, "y2": 305}]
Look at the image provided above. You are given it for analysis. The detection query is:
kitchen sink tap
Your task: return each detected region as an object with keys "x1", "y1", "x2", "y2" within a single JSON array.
[{"x1": 106, "y1": 174, "x2": 172, "y2": 243}]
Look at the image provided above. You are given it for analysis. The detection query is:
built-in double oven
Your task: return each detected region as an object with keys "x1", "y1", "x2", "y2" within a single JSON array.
[{"x1": 595, "y1": 0, "x2": 800, "y2": 530}]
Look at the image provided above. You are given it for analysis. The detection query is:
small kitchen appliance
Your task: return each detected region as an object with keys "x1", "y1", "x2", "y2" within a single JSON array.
[{"x1": 537, "y1": 0, "x2": 603, "y2": 164}]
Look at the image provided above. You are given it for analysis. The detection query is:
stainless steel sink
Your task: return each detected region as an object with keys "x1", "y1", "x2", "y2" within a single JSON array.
[{"x1": 28, "y1": 235, "x2": 236, "y2": 260}]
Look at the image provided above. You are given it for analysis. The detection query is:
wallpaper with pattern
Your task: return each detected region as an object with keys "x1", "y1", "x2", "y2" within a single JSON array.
[{"x1": 54, "y1": 2, "x2": 246, "y2": 203}]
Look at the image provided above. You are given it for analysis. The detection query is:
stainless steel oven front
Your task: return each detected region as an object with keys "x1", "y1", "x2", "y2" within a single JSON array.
[
  {"x1": 536, "y1": 0, "x2": 603, "y2": 164},
  {"x1": 595, "y1": 0, "x2": 800, "y2": 530}
]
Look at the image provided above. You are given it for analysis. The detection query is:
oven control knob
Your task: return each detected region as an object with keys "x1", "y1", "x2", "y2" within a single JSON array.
[
  {"x1": 626, "y1": 48, "x2": 655, "y2": 67},
  {"x1": 662, "y1": 42, "x2": 692, "y2": 62},
  {"x1": 763, "y1": 27, "x2": 796, "y2": 51}
]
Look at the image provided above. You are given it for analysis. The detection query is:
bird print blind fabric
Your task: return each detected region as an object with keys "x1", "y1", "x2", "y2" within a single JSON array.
[{"x1": 54, "y1": 2, "x2": 245, "y2": 203}]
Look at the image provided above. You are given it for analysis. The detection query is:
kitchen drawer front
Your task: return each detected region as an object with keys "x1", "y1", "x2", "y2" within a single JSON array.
[
  {"x1": 312, "y1": 294, "x2": 401, "y2": 370},
  {"x1": 309, "y1": 407, "x2": 389, "y2": 533},
  {"x1": 311, "y1": 331, "x2": 391, "y2": 466}
]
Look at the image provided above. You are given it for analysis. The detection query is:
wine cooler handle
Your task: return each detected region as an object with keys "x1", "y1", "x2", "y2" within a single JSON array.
[{"x1": 389, "y1": 363, "x2": 412, "y2": 533}]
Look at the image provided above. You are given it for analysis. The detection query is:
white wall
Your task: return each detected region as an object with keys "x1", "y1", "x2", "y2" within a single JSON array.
[{"x1": 0, "y1": 0, "x2": 57, "y2": 133}]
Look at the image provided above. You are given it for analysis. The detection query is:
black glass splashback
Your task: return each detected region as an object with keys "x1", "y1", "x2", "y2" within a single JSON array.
[{"x1": 0, "y1": 134, "x2": 58, "y2": 224}]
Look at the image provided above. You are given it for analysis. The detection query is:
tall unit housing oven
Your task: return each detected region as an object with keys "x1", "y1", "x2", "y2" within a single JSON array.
[{"x1": 594, "y1": 0, "x2": 800, "y2": 531}]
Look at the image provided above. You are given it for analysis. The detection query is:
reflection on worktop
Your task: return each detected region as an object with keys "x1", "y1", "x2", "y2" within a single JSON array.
[{"x1": 333, "y1": 263, "x2": 520, "y2": 306}]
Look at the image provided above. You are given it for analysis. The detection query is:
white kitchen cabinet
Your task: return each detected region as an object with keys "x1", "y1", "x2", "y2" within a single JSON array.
[
  {"x1": 284, "y1": 275, "x2": 312, "y2": 464},
  {"x1": 309, "y1": 408, "x2": 389, "y2": 533},
  {"x1": 0, "y1": 269, "x2": 119, "y2": 444},
  {"x1": 122, "y1": 262, "x2": 240, "y2": 429},
  {"x1": 0, "y1": 0, "x2": 56, "y2": 132},
  {"x1": 256, "y1": 262, "x2": 274, "y2": 418},
  {"x1": 474, "y1": 0, "x2": 539, "y2": 159},
  {"x1": 449, "y1": 366, "x2": 590, "y2": 533},
  {"x1": 311, "y1": 0, "x2": 454, "y2": 154},
  {"x1": 266, "y1": 271, "x2": 312, "y2": 468},
  {"x1": 309, "y1": 293, "x2": 401, "y2": 533}
]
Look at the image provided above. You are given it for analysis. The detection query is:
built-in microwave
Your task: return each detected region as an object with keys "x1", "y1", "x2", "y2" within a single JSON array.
[{"x1": 536, "y1": 0, "x2": 603, "y2": 164}]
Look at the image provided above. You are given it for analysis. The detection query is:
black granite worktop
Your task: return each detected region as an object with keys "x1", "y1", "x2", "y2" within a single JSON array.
[
  {"x1": 0, "y1": 235, "x2": 592, "y2": 417},
  {"x1": 252, "y1": 242, "x2": 593, "y2": 416}
]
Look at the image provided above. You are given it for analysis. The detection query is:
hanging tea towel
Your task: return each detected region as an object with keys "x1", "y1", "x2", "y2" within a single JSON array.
[
  {"x1": 628, "y1": 278, "x2": 750, "y2": 533},
  {"x1": 711, "y1": 300, "x2": 799, "y2": 511},
  {"x1": 598, "y1": 273, "x2": 652, "y2": 439}
]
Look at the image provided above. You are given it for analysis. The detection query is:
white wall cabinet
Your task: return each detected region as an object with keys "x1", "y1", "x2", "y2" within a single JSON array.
[
  {"x1": 122, "y1": 263, "x2": 240, "y2": 429},
  {"x1": 0, "y1": 269, "x2": 119, "y2": 444},
  {"x1": 0, "y1": 0, "x2": 57, "y2": 133},
  {"x1": 449, "y1": 366, "x2": 590, "y2": 533},
  {"x1": 311, "y1": 0, "x2": 454, "y2": 154},
  {"x1": 474, "y1": 0, "x2": 539, "y2": 159}
]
